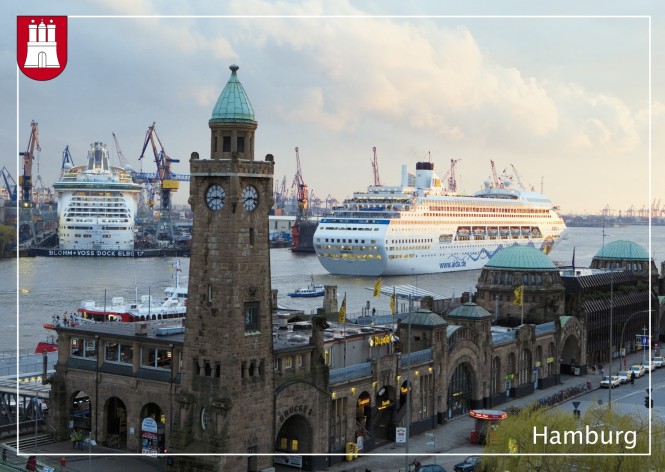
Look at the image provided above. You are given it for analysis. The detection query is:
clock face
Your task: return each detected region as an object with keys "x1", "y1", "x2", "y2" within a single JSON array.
[
  {"x1": 206, "y1": 184, "x2": 225, "y2": 211},
  {"x1": 242, "y1": 185, "x2": 259, "y2": 212}
]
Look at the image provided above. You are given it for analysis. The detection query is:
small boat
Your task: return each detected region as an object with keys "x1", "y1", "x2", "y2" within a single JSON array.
[
  {"x1": 35, "y1": 334, "x2": 58, "y2": 354},
  {"x1": 288, "y1": 279, "x2": 325, "y2": 298},
  {"x1": 51, "y1": 260, "x2": 187, "y2": 327}
]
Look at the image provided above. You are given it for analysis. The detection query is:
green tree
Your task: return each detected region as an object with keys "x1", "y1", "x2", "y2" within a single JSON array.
[
  {"x1": 0, "y1": 224, "x2": 15, "y2": 258},
  {"x1": 481, "y1": 404, "x2": 664, "y2": 471}
]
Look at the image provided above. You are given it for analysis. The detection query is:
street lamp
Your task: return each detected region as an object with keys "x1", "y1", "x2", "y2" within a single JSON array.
[{"x1": 620, "y1": 310, "x2": 654, "y2": 370}]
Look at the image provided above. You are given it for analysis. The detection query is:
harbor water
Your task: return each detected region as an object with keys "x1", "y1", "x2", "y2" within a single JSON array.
[{"x1": 2, "y1": 226, "x2": 664, "y2": 353}]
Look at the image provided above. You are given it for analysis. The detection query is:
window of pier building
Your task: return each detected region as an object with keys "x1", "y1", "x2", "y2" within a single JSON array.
[
  {"x1": 244, "y1": 301, "x2": 260, "y2": 332},
  {"x1": 331, "y1": 397, "x2": 348, "y2": 450},
  {"x1": 104, "y1": 341, "x2": 133, "y2": 364},
  {"x1": 141, "y1": 346, "x2": 173, "y2": 370},
  {"x1": 70, "y1": 337, "x2": 97, "y2": 359}
]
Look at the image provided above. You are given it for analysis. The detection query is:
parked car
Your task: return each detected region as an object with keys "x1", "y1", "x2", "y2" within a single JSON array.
[
  {"x1": 454, "y1": 455, "x2": 482, "y2": 472},
  {"x1": 630, "y1": 364, "x2": 645, "y2": 378},
  {"x1": 600, "y1": 375, "x2": 621, "y2": 388},
  {"x1": 616, "y1": 371, "x2": 632, "y2": 384},
  {"x1": 640, "y1": 361, "x2": 654, "y2": 372},
  {"x1": 653, "y1": 356, "x2": 664, "y2": 368},
  {"x1": 417, "y1": 465, "x2": 448, "y2": 472}
]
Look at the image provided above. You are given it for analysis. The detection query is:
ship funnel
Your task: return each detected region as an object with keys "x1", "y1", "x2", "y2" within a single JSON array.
[{"x1": 401, "y1": 164, "x2": 408, "y2": 187}]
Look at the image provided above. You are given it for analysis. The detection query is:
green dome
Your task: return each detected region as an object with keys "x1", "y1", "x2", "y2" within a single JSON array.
[
  {"x1": 594, "y1": 240, "x2": 649, "y2": 260},
  {"x1": 486, "y1": 245, "x2": 556, "y2": 271},
  {"x1": 400, "y1": 309, "x2": 447, "y2": 327},
  {"x1": 210, "y1": 64, "x2": 256, "y2": 124},
  {"x1": 447, "y1": 302, "x2": 493, "y2": 320}
]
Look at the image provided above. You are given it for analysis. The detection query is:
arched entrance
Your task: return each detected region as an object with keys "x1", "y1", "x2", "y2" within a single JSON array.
[
  {"x1": 355, "y1": 391, "x2": 371, "y2": 433},
  {"x1": 372, "y1": 385, "x2": 395, "y2": 441},
  {"x1": 104, "y1": 397, "x2": 127, "y2": 449},
  {"x1": 139, "y1": 402, "x2": 165, "y2": 454},
  {"x1": 447, "y1": 363, "x2": 473, "y2": 419},
  {"x1": 561, "y1": 335, "x2": 582, "y2": 375},
  {"x1": 69, "y1": 391, "x2": 92, "y2": 436},
  {"x1": 276, "y1": 414, "x2": 313, "y2": 470}
]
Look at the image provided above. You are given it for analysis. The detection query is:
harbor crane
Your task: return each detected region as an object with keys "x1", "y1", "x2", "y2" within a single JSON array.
[
  {"x1": 510, "y1": 164, "x2": 535, "y2": 191},
  {"x1": 0, "y1": 167, "x2": 17, "y2": 201},
  {"x1": 273, "y1": 175, "x2": 288, "y2": 211},
  {"x1": 371, "y1": 146, "x2": 382, "y2": 186},
  {"x1": 489, "y1": 160, "x2": 500, "y2": 188},
  {"x1": 19, "y1": 120, "x2": 41, "y2": 204},
  {"x1": 291, "y1": 146, "x2": 308, "y2": 220},
  {"x1": 447, "y1": 159, "x2": 461, "y2": 192},
  {"x1": 138, "y1": 122, "x2": 189, "y2": 244},
  {"x1": 112, "y1": 132, "x2": 130, "y2": 169}
]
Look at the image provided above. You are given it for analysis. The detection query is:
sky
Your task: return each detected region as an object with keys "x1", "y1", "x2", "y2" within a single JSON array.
[{"x1": 3, "y1": 1, "x2": 664, "y2": 215}]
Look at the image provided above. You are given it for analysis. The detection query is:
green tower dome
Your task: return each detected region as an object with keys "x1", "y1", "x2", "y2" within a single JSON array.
[
  {"x1": 447, "y1": 302, "x2": 494, "y2": 320},
  {"x1": 210, "y1": 64, "x2": 256, "y2": 124},
  {"x1": 486, "y1": 245, "x2": 556, "y2": 271},
  {"x1": 594, "y1": 240, "x2": 649, "y2": 260}
]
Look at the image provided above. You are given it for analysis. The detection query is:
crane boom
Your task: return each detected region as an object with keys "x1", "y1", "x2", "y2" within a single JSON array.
[
  {"x1": 371, "y1": 146, "x2": 382, "y2": 186},
  {"x1": 112, "y1": 132, "x2": 129, "y2": 168},
  {"x1": 19, "y1": 120, "x2": 41, "y2": 203}
]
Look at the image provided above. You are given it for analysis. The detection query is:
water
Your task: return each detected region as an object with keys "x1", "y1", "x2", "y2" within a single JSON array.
[{"x1": 2, "y1": 226, "x2": 664, "y2": 353}]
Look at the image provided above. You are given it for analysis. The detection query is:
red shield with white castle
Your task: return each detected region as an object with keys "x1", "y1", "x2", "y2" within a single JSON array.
[{"x1": 17, "y1": 16, "x2": 68, "y2": 81}]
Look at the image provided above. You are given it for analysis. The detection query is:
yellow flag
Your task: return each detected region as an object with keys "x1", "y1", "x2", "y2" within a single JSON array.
[
  {"x1": 338, "y1": 294, "x2": 347, "y2": 323},
  {"x1": 513, "y1": 285, "x2": 523, "y2": 306},
  {"x1": 373, "y1": 278, "x2": 382, "y2": 297},
  {"x1": 390, "y1": 287, "x2": 396, "y2": 316}
]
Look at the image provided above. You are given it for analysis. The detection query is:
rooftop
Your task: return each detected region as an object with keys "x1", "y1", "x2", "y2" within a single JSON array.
[
  {"x1": 210, "y1": 64, "x2": 256, "y2": 124},
  {"x1": 485, "y1": 245, "x2": 557, "y2": 271}
]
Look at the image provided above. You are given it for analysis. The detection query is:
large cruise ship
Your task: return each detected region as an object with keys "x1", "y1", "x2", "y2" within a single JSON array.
[
  {"x1": 313, "y1": 161, "x2": 567, "y2": 276},
  {"x1": 53, "y1": 142, "x2": 142, "y2": 251}
]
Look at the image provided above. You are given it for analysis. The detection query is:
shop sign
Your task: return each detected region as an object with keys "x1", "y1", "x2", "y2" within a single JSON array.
[
  {"x1": 274, "y1": 456, "x2": 303, "y2": 468},
  {"x1": 141, "y1": 417, "x2": 158, "y2": 433},
  {"x1": 546, "y1": 357, "x2": 554, "y2": 363},
  {"x1": 369, "y1": 334, "x2": 392, "y2": 347},
  {"x1": 395, "y1": 427, "x2": 407, "y2": 444},
  {"x1": 504, "y1": 373, "x2": 514, "y2": 381}
]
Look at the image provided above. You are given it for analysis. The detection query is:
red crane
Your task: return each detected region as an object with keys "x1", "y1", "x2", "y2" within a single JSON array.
[
  {"x1": 371, "y1": 146, "x2": 382, "y2": 186},
  {"x1": 19, "y1": 120, "x2": 41, "y2": 204},
  {"x1": 291, "y1": 146, "x2": 308, "y2": 219}
]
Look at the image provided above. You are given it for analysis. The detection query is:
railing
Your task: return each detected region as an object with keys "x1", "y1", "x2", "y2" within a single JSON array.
[{"x1": 329, "y1": 362, "x2": 372, "y2": 384}]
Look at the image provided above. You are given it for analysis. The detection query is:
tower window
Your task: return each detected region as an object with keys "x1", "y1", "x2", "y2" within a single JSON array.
[
  {"x1": 244, "y1": 301, "x2": 260, "y2": 332},
  {"x1": 237, "y1": 136, "x2": 245, "y2": 153},
  {"x1": 214, "y1": 136, "x2": 218, "y2": 152},
  {"x1": 223, "y1": 136, "x2": 231, "y2": 152},
  {"x1": 249, "y1": 227, "x2": 255, "y2": 246}
]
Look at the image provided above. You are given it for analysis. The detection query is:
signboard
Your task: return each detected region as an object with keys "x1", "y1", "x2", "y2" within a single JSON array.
[
  {"x1": 142, "y1": 417, "x2": 158, "y2": 433},
  {"x1": 395, "y1": 427, "x2": 407, "y2": 444},
  {"x1": 274, "y1": 455, "x2": 303, "y2": 468}
]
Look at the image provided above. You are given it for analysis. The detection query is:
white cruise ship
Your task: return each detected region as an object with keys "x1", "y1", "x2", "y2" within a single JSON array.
[
  {"x1": 53, "y1": 142, "x2": 142, "y2": 251},
  {"x1": 314, "y1": 161, "x2": 567, "y2": 276}
]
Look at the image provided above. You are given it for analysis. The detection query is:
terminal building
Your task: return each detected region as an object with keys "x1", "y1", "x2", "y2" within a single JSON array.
[{"x1": 46, "y1": 65, "x2": 663, "y2": 471}]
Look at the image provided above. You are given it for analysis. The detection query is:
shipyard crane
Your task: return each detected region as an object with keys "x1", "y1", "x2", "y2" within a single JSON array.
[
  {"x1": 447, "y1": 158, "x2": 461, "y2": 192},
  {"x1": 371, "y1": 146, "x2": 382, "y2": 186},
  {"x1": 510, "y1": 164, "x2": 535, "y2": 191},
  {"x1": 112, "y1": 132, "x2": 130, "y2": 169},
  {"x1": 19, "y1": 120, "x2": 41, "y2": 204},
  {"x1": 489, "y1": 160, "x2": 500, "y2": 188},
  {"x1": 291, "y1": 146, "x2": 308, "y2": 220},
  {"x1": 273, "y1": 175, "x2": 288, "y2": 211},
  {"x1": 0, "y1": 167, "x2": 17, "y2": 201},
  {"x1": 139, "y1": 123, "x2": 186, "y2": 244}
]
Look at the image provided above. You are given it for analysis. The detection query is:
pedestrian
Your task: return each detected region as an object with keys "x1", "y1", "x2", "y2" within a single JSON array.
[
  {"x1": 2, "y1": 447, "x2": 7, "y2": 463},
  {"x1": 600, "y1": 367, "x2": 604, "y2": 377},
  {"x1": 70, "y1": 428, "x2": 78, "y2": 449},
  {"x1": 630, "y1": 371, "x2": 635, "y2": 384},
  {"x1": 26, "y1": 455, "x2": 36, "y2": 471}
]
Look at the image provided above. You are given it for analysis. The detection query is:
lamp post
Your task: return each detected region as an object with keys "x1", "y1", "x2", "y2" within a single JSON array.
[
  {"x1": 404, "y1": 293, "x2": 413, "y2": 472},
  {"x1": 608, "y1": 273, "x2": 613, "y2": 410},
  {"x1": 620, "y1": 310, "x2": 653, "y2": 370}
]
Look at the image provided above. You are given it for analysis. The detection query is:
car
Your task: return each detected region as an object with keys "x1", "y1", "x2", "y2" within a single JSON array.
[
  {"x1": 641, "y1": 360, "x2": 655, "y2": 372},
  {"x1": 653, "y1": 356, "x2": 664, "y2": 368},
  {"x1": 416, "y1": 465, "x2": 448, "y2": 472},
  {"x1": 616, "y1": 371, "x2": 632, "y2": 384},
  {"x1": 453, "y1": 455, "x2": 482, "y2": 472},
  {"x1": 630, "y1": 364, "x2": 645, "y2": 378},
  {"x1": 600, "y1": 375, "x2": 620, "y2": 388}
]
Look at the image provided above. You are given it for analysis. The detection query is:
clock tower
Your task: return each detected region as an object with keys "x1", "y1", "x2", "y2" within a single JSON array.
[{"x1": 171, "y1": 65, "x2": 275, "y2": 472}]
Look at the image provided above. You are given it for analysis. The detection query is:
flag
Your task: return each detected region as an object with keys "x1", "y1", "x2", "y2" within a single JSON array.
[
  {"x1": 390, "y1": 287, "x2": 396, "y2": 316},
  {"x1": 338, "y1": 294, "x2": 347, "y2": 323},
  {"x1": 513, "y1": 285, "x2": 523, "y2": 306},
  {"x1": 373, "y1": 278, "x2": 382, "y2": 297}
]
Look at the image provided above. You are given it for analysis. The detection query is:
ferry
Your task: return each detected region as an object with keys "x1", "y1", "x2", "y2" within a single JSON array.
[
  {"x1": 287, "y1": 280, "x2": 325, "y2": 298},
  {"x1": 53, "y1": 141, "x2": 143, "y2": 251},
  {"x1": 313, "y1": 161, "x2": 567, "y2": 276}
]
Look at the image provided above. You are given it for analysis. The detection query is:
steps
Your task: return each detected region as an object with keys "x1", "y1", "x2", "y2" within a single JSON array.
[{"x1": 3, "y1": 433, "x2": 57, "y2": 450}]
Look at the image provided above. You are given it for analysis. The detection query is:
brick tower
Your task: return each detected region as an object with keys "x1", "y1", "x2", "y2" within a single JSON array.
[{"x1": 171, "y1": 64, "x2": 275, "y2": 471}]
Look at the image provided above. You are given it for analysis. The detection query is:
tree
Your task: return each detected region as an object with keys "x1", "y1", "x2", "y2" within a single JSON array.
[
  {"x1": 480, "y1": 403, "x2": 664, "y2": 471},
  {"x1": 0, "y1": 224, "x2": 15, "y2": 258}
]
